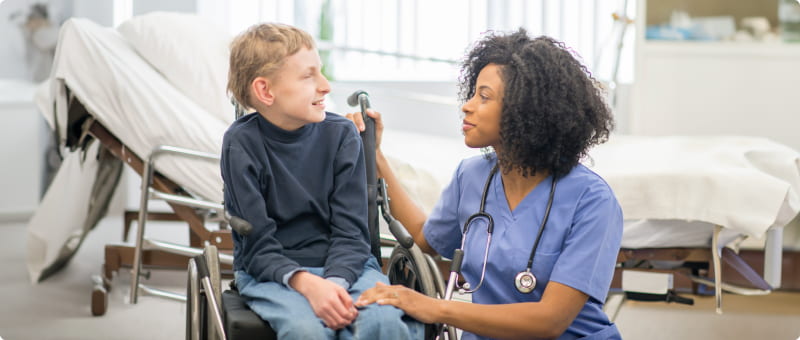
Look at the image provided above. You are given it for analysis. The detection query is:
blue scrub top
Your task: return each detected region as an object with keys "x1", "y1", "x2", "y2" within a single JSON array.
[{"x1": 423, "y1": 154, "x2": 623, "y2": 340}]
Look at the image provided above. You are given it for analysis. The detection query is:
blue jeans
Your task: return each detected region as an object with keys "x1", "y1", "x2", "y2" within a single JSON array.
[{"x1": 236, "y1": 257, "x2": 423, "y2": 340}]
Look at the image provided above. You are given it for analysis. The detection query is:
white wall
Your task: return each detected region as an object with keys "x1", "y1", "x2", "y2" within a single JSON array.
[
  {"x1": 133, "y1": 0, "x2": 196, "y2": 16},
  {"x1": 0, "y1": 0, "x2": 75, "y2": 80},
  {"x1": 0, "y1": 79, "x2": 44, "y2": 220},
  {"x1": 70, "y1": 0, "x2": 111, "y2": 26},
  {"x1": 328, "y1": 81, "x2": 463, "y2": 139}
]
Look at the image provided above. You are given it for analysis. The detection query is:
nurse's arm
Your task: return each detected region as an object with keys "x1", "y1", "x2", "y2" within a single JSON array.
[
  {"x1": 440, "y1": 281, "x2": 588, "y2": 339},
  {"x1": 374, "y1": 147, "x2": 436, "y2": 255},
  {"x1": 359, "y1": 281, "x2": 588, "y2": 340}
]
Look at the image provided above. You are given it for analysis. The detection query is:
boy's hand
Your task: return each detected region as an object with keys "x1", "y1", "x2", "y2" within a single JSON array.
[
  {"x1": 344, "y1": 109, "x2": 384, "y2": 149},
  {"x1": 290, "y1": 271, "x2": 357, "y2": 329}
]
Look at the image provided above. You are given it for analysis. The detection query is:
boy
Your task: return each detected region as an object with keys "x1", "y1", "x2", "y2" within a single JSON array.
[{"x1": 221, "y1": 23, "x2": 418, "y2": 339}]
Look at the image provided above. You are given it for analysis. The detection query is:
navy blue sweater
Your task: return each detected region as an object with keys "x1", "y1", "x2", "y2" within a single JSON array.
[{"x1": 221, "y1": 112, "x2": 369, "y2": 286}]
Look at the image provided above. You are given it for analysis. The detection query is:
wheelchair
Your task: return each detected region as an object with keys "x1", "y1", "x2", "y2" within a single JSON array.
[{"x1": 186, "y1": 92, "x2": 458, "y2": 340}]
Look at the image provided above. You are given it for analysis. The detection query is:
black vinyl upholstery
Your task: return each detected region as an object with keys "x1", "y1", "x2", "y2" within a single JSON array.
[{"x1": 222, "y1": 290, "x2": 276, "y2": 340}]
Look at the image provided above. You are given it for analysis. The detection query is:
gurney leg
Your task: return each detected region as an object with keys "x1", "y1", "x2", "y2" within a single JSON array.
[
  {"x1": 604, "y1": 293, "x2": 626, "y2": 323},
  {"x1": 764, "y1": 227, "x2": 783, "y2": 289},
  {"x1": 712, "y1": 225, "x2": 723, "y2": 314},
  {"x1": 130, "y1": 160, "x2": 155, "y2": 304}
]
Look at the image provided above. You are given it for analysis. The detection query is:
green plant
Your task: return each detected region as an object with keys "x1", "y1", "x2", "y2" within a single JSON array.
[{"x1": 319, "y1": 0, "x2": 334, "y2": 79}]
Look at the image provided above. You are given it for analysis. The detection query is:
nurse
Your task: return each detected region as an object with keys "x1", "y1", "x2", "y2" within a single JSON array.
[{"x1": 352, "y1": 29, "x2": 623, "y2": 339}]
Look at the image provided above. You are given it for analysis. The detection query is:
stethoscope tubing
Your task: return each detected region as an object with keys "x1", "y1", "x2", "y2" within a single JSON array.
[{"x1": 451, "y1": 162, "x2": 557, "y2": 295}]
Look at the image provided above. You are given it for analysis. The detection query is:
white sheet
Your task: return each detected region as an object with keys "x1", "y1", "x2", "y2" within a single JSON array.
[
  {"x1": 588, "y1": 135, "x2": 800, "y2": 239},
  {"x1": 51, "y1": 18, "x2": 226, "y2": 203},
  {"x1": 27, "y1": 141, "x2": 102, "y2": 282},
  {"x1": 381, "y1": 130, "x2": 800, "y2": 246}
]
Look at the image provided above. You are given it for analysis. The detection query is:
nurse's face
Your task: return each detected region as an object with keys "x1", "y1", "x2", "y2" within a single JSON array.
[{"x1": 461, "y1": 63, "x2": 504, "y2": 149}]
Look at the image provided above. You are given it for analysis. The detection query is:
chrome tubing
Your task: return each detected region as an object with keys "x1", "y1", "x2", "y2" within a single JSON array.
[{"x1": 130, "y1": 144, "x2": 221, "y2": 304}]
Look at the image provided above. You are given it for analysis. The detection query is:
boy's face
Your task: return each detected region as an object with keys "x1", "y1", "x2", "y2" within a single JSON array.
[{"x1": 260, "y1": 47, "x2": 330, "y2": 130}]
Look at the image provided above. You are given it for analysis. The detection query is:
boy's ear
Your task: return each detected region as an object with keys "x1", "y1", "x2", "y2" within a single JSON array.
[{"x1": 251, "y1": 77, "x2": 274, "y2": 106}]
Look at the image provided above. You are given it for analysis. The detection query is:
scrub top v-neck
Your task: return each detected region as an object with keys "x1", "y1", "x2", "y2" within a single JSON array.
[{"x1": 423, "y1": 153, "x2": 623, "y2": 339}]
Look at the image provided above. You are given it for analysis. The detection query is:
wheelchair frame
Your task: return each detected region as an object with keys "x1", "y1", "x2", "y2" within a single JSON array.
[{"x1": 185, "y1": 93, "x2": 458, "y2": 340}]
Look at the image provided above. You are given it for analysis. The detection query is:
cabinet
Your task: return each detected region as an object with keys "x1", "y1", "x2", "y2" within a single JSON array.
[{"x1": 630, "y1": 0, "x2": 800, "y2": 151}]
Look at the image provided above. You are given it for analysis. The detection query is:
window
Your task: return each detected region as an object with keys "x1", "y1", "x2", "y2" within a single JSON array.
[{"x1": 207, "y1": 0, "x2": 634, "y2": 83}]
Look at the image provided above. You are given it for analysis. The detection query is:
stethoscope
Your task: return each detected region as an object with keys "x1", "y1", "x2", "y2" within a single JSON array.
[{"x1": 443, "y1": 163, "x2": 557, "y2": 298}]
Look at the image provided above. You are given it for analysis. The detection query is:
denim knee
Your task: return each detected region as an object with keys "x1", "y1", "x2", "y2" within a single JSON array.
[
  {"x1": 277, "y1": 318, "x2": 329, "y2": 340},
  {"x1": 353, "y1": 304, "x2": 411, "y2": 339}
]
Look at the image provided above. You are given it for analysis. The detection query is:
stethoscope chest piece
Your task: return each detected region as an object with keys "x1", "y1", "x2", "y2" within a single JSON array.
[
  {"x1": 514, "y1": 270, "x2": 537, "y2": 293},
  {"x1": 449, "y1": 163, "x2": 557, "y2": 296}
]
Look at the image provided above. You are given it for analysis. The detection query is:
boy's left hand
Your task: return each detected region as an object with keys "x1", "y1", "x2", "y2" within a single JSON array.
[{"x1": 290, "y1": 271, "x2": 358, "y2": 329}]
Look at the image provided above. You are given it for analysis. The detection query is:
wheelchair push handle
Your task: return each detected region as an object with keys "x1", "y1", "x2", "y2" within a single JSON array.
[
  {"x1": 348, "y1": 90, "x2": 375, "y2": 158},
  {"x1": 346, "y1": 90, "x2": 372, "y2": 115},
  {"x1": 224, "y1": 211, "x2": 254, "y2": 236},
  {"x1": 229, "y1": 216, "x2": 253, "y2": 236},
  {"x1": 194, "y1": 254, "x2": 210, "y2": 279}
]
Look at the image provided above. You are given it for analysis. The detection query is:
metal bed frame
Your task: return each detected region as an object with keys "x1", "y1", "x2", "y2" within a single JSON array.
[{"x1": 62, "y1": 98, "x2": 236, "y2": 316}]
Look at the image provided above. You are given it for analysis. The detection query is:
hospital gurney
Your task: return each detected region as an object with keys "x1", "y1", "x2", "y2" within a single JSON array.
[
  {"x1": 35, "y1": 15, "x2": 236, "y2": 315},
  {"x1": 375, "y1": 130, "x2": 800, "y2": 314},
  {"x1": 592, "y1": 136, "x2": 799, "y2": 313}
]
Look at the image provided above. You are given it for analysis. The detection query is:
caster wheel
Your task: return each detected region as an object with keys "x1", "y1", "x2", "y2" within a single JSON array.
[
  {"x1": 91, "y1": 285, "x2": 108, "y2": 316},
  {"x1": 93, "y1": 271, "x2": 112, "y2": 292}
]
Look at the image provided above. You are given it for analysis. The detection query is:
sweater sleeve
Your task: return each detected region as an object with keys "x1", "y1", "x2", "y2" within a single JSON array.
[
  {"x1": 322, "y1": 126, "x2": 370, "y2": 285},
  {"x1": 221, "y1": 134, "x2": 302, "y2": 285}
]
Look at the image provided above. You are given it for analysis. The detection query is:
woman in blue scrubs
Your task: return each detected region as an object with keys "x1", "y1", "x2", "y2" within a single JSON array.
[{"x1": 353, "y1": 29, "x2": 622, "y2": 339}]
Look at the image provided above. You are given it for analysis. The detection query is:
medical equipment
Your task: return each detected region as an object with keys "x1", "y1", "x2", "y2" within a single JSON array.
[
  {"x1": 376, "y1": 128, "x2": 799, "y2": 315},
  {"x1": 444, "y1": 163, "x2": 558, "y2": 297},
  {"x1": 35, "y1": 16, "x2": 234, "y2": 316},
  {"x1": 186, "y1": 90, "x2": 456, "y2": 340}
]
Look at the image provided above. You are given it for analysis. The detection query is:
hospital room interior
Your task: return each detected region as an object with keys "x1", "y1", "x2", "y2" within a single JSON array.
[{"x1": 1, "y1": 0, "x2": 800, "y2": 339}]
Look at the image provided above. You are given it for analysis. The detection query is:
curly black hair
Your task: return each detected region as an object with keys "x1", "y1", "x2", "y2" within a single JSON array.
[{"x1": 459, "y1": 28, "x2": 614, "y2": 178}]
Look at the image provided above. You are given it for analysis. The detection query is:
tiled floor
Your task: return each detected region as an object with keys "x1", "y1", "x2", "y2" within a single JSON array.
[
  {"x1": 2, "y1": 216, "x2": 799, "y2": 339},
  {"x1": 614, "y1": 290, "x2": 800, "y2": 339}
]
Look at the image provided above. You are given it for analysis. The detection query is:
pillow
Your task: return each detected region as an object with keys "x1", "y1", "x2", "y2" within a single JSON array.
[
  {"x1": 386, "y1": 154, "x2": 443, "y2": 214},
  {"x1": 118, "y1": 12, "x2": 233, "y2": 124}
]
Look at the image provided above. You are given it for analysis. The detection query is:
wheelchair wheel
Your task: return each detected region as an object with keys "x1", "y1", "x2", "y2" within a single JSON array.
[
  {"x1": 387, "y1": 245, "x2": 436, "y2": 297},
  {"x1": 203, "y1": 245, "x2": 222, "y2": 340},
  {"x1": 387, "y1": 245, "x2": 441, "y2": 339},
  {"x1": 186, "y1": 258, "x2": 199, "y2": 340}
]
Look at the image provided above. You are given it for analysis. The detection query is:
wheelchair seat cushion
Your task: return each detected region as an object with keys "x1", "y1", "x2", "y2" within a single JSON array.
[{"x1": 222, "y1": 290, "x2": 276, "y2": 340}]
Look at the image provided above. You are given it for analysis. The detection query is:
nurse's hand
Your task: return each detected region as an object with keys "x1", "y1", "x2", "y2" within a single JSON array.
[
  {"x1": 344, "y1": 109, "x2": 384, "y2": 149},
  {"x1": 355, "y1": 282, "x2": 439, "y2": 324}
]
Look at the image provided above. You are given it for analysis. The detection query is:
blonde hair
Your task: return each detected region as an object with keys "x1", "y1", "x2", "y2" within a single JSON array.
[{"x1": 227, "y1": 23, "x2": 315, "y2": 110}]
